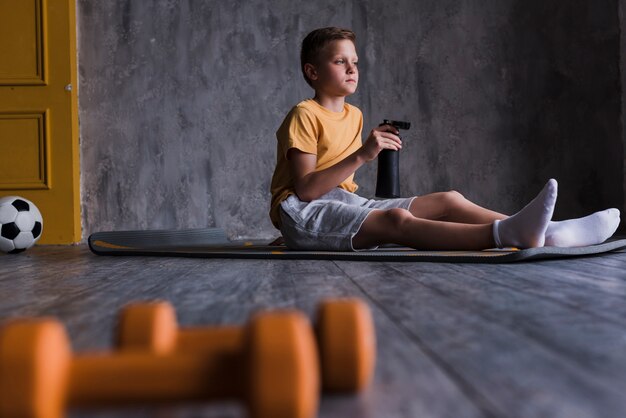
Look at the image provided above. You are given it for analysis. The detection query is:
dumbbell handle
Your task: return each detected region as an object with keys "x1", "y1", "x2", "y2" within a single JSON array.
[
  {"x1": 74, "y1": 327, "x2": 248, "y2": 404},
  {"x1": 69, "y1": 351, "x2": 241, "y2": 404},
  {"x1": 122, "y1": 324, "x2": 243, "y2": 354},
  {"x1": 175, "y1": 327, "x2": 242, "y2": 353}
]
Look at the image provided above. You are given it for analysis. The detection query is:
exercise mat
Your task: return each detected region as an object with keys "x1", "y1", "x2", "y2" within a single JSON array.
[{"x1": 88, "y1": 228, "x2": 626, "y2": 263}]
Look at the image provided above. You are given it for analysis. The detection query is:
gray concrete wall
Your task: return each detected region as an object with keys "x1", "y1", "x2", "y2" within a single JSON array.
[{"x1": 78, "y1": 0, "x2": 623, "y2": 240}]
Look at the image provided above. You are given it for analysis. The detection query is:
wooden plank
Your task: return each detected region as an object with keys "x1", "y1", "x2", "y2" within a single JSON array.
[
  {"x1": 0, "y1": 245, "x2": 77, "y2": 279},
  {"x1": 0, "y1": 247, "x2": 135, "y2": 312},
  {"x1": 335, "y1": 261, "x2": 626, "y2": 418},
  {"x1": 385, "y1": 261, "x2": 626, "y2": 387},
  {"x1": 563, "y1": 254, "x2": 626, "y2": 280},
  {"x1": 432, "y1": 261, "x2": 626, "y2": 327},
  {"x1": 0, "y1": 248, "x2": 210, "y2": 347}
]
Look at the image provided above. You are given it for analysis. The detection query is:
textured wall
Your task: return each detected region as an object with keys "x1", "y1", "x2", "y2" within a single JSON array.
[{"x1": 78, "y1": 0, "x2": 623, "y2": 240}]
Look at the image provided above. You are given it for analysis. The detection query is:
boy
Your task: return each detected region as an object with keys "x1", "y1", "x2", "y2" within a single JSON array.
[{"x1": 269, "y1": 27, "x2": 620, "y2": 251}]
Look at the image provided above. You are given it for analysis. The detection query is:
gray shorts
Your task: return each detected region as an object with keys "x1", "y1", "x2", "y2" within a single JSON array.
[{"x1": 279, "y1": 188, "x2": 416, "y2": 251}]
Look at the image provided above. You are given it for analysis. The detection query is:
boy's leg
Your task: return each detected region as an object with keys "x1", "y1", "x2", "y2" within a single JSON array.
[
  {"x1": 408, "y1": 191, "x2": 507, "y2": 224},
  {"x1": 352, "y1": 208, "x2": 495, "y2": 250},
  {"x1": 355, "y1": 179, "x2": 558, "y2": 250}
]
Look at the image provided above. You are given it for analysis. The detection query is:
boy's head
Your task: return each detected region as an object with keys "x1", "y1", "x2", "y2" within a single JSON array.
[{"x1": 301, "y1": 27, "x2": 357, "y2": 89}]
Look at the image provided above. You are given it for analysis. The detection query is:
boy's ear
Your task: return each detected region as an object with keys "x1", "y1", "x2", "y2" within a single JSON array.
[{"x1": 304, "y1": 63, "x2": 318, "y2": 82}]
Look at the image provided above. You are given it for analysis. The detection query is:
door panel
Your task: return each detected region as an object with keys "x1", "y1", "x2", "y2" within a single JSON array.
[
  {"x1": 0, "y1": 111, "x2": 49, "y2": 189},
  {"x1": 0, "y1": 0, "x2": 80, "y2": 244},
  {"x1": 0, "y1": 0, "x2": 45, "y2": 85}
]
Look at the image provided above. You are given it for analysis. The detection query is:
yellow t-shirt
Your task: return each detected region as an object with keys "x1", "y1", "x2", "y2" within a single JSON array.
[{"x1": 269, "y1": 99, "x2": 363, "y2": 229}]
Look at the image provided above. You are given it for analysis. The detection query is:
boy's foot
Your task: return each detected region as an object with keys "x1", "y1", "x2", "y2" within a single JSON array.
[
  {"x1": 493, "y1": 179, "x2": 558, "y2": 248},
  {"x1": 544, "y1": 208, "x2": 621, "y2": 247}
]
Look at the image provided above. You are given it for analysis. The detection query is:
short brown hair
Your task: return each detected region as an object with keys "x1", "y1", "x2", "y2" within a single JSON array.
[{"x1": 300, "y1": 27, "x2": 356, "y2": 87}]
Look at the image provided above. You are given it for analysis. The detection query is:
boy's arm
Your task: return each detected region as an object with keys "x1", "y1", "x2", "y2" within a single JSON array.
[{"x1": 289, "y1": 125, "x2": 403, "y2": 202}]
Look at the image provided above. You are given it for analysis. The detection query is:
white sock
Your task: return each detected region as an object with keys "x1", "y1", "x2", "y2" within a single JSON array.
[
  {"x1": 544, "y1": 208, "x2": 621, "y2": 247},
  {"x1": 492, "y1": 179, "x2": 558, "y2": 248}
]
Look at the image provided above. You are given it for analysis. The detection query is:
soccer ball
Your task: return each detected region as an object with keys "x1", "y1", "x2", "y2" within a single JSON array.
[{"x1": 0, "y1": 196, "x2": 43, "y2": 254}]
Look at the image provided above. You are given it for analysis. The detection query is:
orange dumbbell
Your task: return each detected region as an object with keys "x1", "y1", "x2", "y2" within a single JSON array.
[
  {"x1": 0, "y1": 310, "x2": 318, "y2": 418},
  {"x1": 117, "y1": 298, "x2": 376, "y2": 392}
]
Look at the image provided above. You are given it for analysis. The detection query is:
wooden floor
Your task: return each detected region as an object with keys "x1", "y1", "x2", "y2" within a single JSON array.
[{"x1": 2, "y1": 244, "x2": 626, "y2": 418}]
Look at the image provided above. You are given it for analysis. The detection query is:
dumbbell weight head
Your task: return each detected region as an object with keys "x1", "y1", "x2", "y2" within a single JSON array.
[
  {"x1": 315, "y1": 298, "x2": 376, "y2": 392},
  {"x1": 116, "y1": 301, "x2": 177, "y2": 354},
  {"x1": 245, "y1": 311, "x2": 319, "y2": 418},
  {"x1": 0, "y1": 319, "x2": 71, "y2": 418}
]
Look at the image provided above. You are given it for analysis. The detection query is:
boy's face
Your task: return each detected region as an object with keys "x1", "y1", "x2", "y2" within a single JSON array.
[{"x1": 309, "y1": 39, "x2": 359, "y2": 97}]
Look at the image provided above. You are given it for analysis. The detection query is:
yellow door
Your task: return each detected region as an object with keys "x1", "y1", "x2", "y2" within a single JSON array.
[{"x1": 0, "y1": 0, "x2": 80, "y2": 244}]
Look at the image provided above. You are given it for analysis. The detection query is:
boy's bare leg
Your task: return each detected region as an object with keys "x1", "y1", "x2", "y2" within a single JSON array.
[
  {"x1": 355, "y1": 179, "x2": 558, "y2": 250},
  {"x1": 408, "y1": 191, "x2": 507, "y2": 224},
  {"x1": 353, "y1": 209, "x2": 495, "y2": 250}
]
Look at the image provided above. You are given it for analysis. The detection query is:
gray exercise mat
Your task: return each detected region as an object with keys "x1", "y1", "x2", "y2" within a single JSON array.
[{"x1": 88, "y1": 228, "x2": 626, "y2": 263}]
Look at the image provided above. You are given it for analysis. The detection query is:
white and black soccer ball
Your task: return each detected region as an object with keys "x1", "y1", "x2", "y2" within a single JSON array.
[{"x1": 0, "y1": 196, "x2": 43, "y2": 254}]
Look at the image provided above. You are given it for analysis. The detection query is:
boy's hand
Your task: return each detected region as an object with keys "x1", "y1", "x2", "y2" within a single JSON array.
[{"x1": 359, "y1": 125, "x2": 403, "y2": 162}]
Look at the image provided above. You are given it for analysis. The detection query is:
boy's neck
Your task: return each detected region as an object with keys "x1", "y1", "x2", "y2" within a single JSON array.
[{"x1": 313, "y1": 94, "x2": 346, "y2": 113}]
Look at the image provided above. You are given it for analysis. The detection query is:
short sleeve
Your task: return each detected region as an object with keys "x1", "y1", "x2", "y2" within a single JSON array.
[{"x1": 276, "y1": 106, "x2": 318, "y2": 158}]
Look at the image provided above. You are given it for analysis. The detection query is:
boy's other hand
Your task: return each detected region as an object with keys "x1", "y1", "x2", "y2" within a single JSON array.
[{"x1": 359, "y1": 125, "x2": 403, "y2": 162}]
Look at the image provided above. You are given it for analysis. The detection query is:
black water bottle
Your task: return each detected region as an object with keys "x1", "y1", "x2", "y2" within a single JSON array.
[{"x1": 375, "y1": 119, "x2": 411, "y2": 198}]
